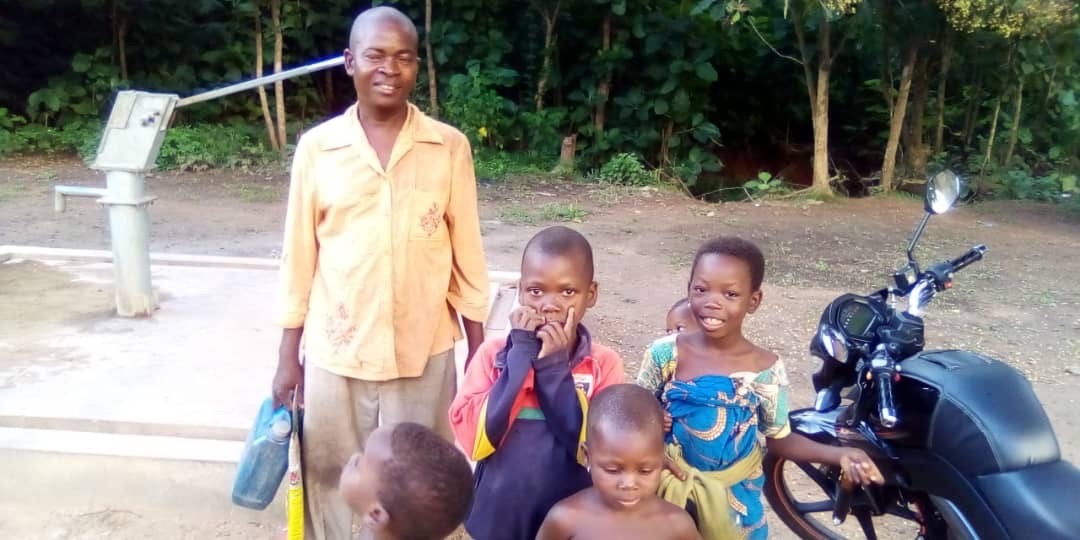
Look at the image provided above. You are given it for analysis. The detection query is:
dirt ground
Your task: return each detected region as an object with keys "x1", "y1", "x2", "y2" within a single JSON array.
[{"x1": 2, "y1": 155, "x2": 1079, "y2": 538}]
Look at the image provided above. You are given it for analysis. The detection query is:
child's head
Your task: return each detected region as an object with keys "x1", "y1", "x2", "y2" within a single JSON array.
[
  {"x1": 687, "y1": 236, "x2": 765, "y2": 339},
  {"x1": 583, "y1": 384, "x2": 666, "y2": 512},
  {"x1": 519, "y1": 226, "x2": 597, "y2": 330},
  {"x1": 665, "y1": 298, "x2": 696, "y2": 334},
  {"x1": 339, "y1": 422, "x2": 473, "y2": 540}
]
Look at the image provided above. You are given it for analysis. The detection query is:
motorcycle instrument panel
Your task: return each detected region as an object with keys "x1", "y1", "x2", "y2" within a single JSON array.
[{"x1": 837, "y1": 298, "x2": 880, "y2": 339}]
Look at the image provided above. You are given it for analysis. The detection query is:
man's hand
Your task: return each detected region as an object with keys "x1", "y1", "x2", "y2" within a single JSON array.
[
  {"x1": 838, "y1": 448, "x2": 884, "y2": 486},
  {"x1": 272, "y1": 328, "x2": 305, "y2": 409},
  {"x1": 509, "y1": 306, "x2": 544, "y2": 332},
  {"x1": 537, "y1": 308, "x2": 575, "y2": 359},
  {"x1": 462, "y1": 317, "x2": 485, "y2": 372}
]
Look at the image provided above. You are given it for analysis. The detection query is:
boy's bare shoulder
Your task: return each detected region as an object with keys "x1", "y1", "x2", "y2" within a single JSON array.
[
  {"x1": 655, "y1": 499, "x2": 703, "y2": 539},
  {"x1": 544, "y1": 490, "x2": 591, "y2": 525}
]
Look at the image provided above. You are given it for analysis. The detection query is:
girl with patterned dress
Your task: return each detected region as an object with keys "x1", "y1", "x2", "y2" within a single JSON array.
[{"x1": 638, "y1": 237, "x2": 884, "y2": 539}]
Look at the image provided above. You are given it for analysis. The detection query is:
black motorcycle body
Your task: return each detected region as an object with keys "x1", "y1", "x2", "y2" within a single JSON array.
[{"x1": 764, "y1": 171, "x2": 1080, "y2": 539}]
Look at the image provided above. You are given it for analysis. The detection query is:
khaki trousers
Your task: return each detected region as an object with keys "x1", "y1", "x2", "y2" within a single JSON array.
[{"x1": 301, "y1": 349, "x2": 456, "y2": 540}]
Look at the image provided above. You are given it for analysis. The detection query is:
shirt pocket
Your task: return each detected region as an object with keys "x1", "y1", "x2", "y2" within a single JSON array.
[{"x1": 408, "y1": 189, "x2": 447, "y2": 241}]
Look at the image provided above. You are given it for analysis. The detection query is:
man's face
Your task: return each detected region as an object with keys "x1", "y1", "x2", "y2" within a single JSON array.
[{"x1": 343, "y1": 19, "x2": 418, "y2": 112}]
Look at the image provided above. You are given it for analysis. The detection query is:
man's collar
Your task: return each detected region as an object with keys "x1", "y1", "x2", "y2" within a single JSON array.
[{"x1": 320, "y1": 102, "x2": 443, "y2": 151}]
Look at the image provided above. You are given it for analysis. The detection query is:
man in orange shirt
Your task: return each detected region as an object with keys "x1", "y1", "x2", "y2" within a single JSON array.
[{"x1": 270, "y1": 6, "x2": 489, "y2": 539}]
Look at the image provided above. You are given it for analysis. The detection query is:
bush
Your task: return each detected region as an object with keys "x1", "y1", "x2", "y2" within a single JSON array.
[
  {"x1": 0, "y1": 114, "x2": 101, "y2": 158},
  {"x1": 743, "y1": 171, "x2": 789, "y2": 197},
  {"x1": 595, "y1": 153, "x2": 654, "y2": 185},
  {"x1": 473, "y1": 149, "x2": 554, "y2": 179},
  {"x1": 156, "y1": 124, "x2": 276, "y2": 170},
  {"x1": 442, "y1": 60, "x2": 518, "y2": 149}
]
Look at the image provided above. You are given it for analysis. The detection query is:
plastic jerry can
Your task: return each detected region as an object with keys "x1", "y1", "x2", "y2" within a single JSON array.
[{"x1": 232, "y1": 398, "x2": 293, "y2": 510}]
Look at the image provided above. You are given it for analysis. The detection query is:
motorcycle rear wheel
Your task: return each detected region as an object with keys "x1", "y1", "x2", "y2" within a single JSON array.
[{"x1": 763, "y1": 452, "x2": 944, "y2": 540}]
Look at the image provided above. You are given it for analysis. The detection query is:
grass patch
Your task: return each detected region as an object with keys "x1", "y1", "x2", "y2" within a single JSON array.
[
  {"x1": 496, "y1": 204, "x2": 536, "y2": 224},
  {"x1": 0, "y1": 183, "x2": 26, "y2": 202},
  {"x1": 496, "y1": 202, "x2": 588, "y2": 224},
  {"x1": 474, "y1": 149, "x2": 558, "y2": 180},
  {"x1": 540, "y1": 203, "x2": 587, "y2": 222},
  {"x1": 230, "y1": 182, "x2": 279, "y2": 203}
]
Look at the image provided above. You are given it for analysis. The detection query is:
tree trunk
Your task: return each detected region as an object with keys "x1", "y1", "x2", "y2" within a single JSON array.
[
  {"x1": 1002, "y1": 77, "x2": 1024, "y2": 167},
  {"x1": 535, "y1": 1, "x2": 560, "y2": 112},
  {"x1": 881, "y1": 44, "x2": 918, "y2": 192},
  {"x1": 117, "y1": 16, "x2": 129, "y2": 81},
  {"x1": 810, "y1": 16, "x2": 832, "y2": 195},
  {"x1": 593, "y1": 12, "x2": 612, "y2": 133},
  {"x1": 271, "y1": 0, "x2": 287, "y2": 157},
  {"x1": 559, "y1": 135, "x2": 576, "y2": 170},
  {"x1": 879, "y1": 0, "x2": 895, "y2": 119},
  {"x1": 962, "y1": 68, "x2": 982, "y2": 151},
  {"x1": 978, "y1": 94, "x2": 1002, "y2": 189},
  {"x1": 659, "y1": 118, "x2": 674, "y2": 166},
  {"x1": 933, "y1": 29, "x2": 952, "y2": 155},
  {"x1": 109, "y1": 0, "x2": 129, "y2": 81},
  {"x1": 792, "y1": 6, "x2": 832, "y2": 196},
  {"x1": 424, "y1": 0, "x2": 439, "y2": 117},
  {"x1": 904, "y1": 55, "x2": 931, "y2": 175},
  {"x1": 254, "y1": 4, "x2": 279, "y2": 151}
]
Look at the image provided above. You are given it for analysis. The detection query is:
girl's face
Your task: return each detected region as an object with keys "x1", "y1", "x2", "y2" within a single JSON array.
[{"x1": 687, "y1": 253, "x2": 762, "y2": 340}]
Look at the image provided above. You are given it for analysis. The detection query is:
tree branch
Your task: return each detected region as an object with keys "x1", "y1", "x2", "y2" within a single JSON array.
[{"x1": 745, "y1": 18, "x2": 802, "y2": 65}]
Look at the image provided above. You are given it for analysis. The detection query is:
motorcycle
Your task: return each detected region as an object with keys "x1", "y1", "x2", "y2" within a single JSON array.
[{"x1": 763, "y1": 170, "x2": 1080, "y2": 540}]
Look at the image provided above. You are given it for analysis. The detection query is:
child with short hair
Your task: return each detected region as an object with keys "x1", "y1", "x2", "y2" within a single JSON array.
[
  {"x1": 449, "y1": 225, "x2": 626, "y2": 540},
  {"x1": 536, "y1": 384, "x2": 702, "y2": 540},
  {"x1": 338, "y1": 422, "x2": 473, "y2": 540},
  {"x1": 665, "y1": 298, "x2": 696, "y2": 334},
  {"x1": 638, "y1": 236, "x2": 883, "y2": 539}
]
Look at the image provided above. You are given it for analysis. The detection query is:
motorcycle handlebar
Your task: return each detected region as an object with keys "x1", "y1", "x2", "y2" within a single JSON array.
[
  {"x1": 875, "y1": 370, "x2": 898, "y2": 428},
  {"x1": 949, "y1": 244, "x2": 988, "y2": 274}
]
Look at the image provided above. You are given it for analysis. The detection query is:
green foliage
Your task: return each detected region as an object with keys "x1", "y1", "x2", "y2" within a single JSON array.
[
  {"x1": 0, "y1": 107, "x2": 28, "y2": 155},
  {"x1": 594, "y1": 153, "x2": 655, "y2": 186},
  {"x1": 743, "y1": 171, "x2": 789, "y2": 196},
  {"x1": 993, "y1": 169, "x2": 1061, "y2": 202},
  {"x1": 27, "y1": 47, "x2": 120, "y2": 126},
  {"x1": 473, "y1": 149, "x2": 554, "y2": 179},
  {"x1": 156, "y1": 124, "x2": 276, "y2": 171},
  {"x1": 0, "y1": 0, "x2": 1075, "y2": 204},
  {"x1": 442, "y1": 60, "x2": 518, "y2": 149}
]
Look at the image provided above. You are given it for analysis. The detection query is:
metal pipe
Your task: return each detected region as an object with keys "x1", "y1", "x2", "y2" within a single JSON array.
[
  {"x1": 54, "y1": 186, "x2": 108, "y2": 213},
  {"x1": 176, "y1": 56, "x2": 345, "y2": 108},
  {"x1": 104, "y1": 171, "x2": 156, "y2": 317}
]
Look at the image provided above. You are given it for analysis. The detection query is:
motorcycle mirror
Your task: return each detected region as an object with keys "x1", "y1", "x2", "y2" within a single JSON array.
[
  {"x1": 819, "y1": 325, "x2": 849, "y2": 364},
  {"x1": 926, "y1": 170, "x2": 962, "y2": 214}
]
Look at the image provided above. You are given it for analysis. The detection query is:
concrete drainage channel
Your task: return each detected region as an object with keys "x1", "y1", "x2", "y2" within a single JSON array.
[{"x1": 0, "y1": 246, "x2": 520, "y2": 537}]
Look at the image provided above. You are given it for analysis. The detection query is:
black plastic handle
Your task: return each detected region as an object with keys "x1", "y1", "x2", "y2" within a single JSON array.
[
  {"x1": 949, "y1": 244, "x2": 988, "y2": 273},
  {"x1": 876, "y1": 370, "x2": 898, "y2": 428}
]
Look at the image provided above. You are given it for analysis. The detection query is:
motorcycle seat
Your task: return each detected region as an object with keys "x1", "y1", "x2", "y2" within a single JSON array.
[
  {"x1": 975, "y1": 460, "x2": 1080, "y2": 540},
  {"x1": 901, "y1": 350, "x2": 1059, "y2": 476}
]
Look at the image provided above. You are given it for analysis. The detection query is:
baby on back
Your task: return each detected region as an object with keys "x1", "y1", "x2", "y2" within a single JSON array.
[{"x1": 536, "y1": 384, "x2": 701, "y2": 540}]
